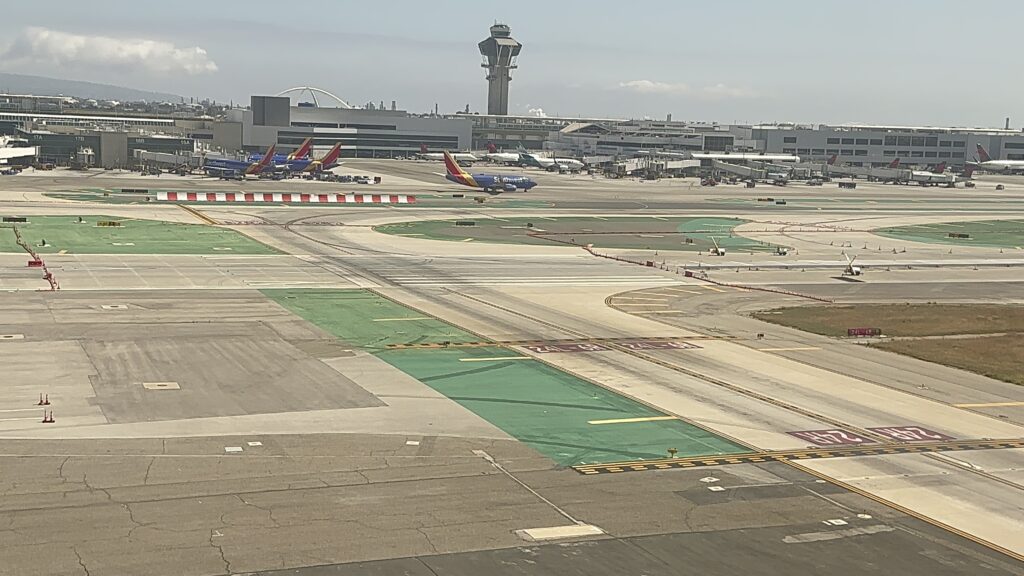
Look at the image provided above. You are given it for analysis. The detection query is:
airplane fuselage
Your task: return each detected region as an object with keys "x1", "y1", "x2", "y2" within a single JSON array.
[{"x1": 445, "y1": 172, "x2": 536, "y2": 192}]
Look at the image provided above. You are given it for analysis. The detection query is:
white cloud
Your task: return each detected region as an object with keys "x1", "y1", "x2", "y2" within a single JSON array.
[
  {"x1": 618, "y1": 79, "x2": 757, "y2": 100},
  {"x1": 618, "y1": 80, "x2": 691, "y2": 95},
  {"x1": 527, "y1": 107, "x2": 547, "y2": 117},
  {"x1": 1, "y1": 27, "x2": 218, "y2": 75}
]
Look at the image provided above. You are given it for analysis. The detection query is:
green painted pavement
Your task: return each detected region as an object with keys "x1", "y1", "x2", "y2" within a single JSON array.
[
  {"x1": 377, "y1": 346, "x2": 747, "y2": 466},
  {"x1": 0, "y1": 215, "x2": 278, "y2": 255},
  {"x1": 875, "y1": 219, "x2": 1024, "y2": 249},
  {"x1": 262, "y1": 288, "x2": 748, "y2": 465},
  {"x1": 261, "y1": 288, "x2": 480, "y2": 349}
]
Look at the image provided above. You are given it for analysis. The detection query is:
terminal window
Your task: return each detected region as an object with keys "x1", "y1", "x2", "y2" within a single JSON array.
[
  {"x1": 1005, "y1": 142, "x2": 1024, "y2": 149},
  {"x1": 870, "y1": 139, "x2": 883, "y2": 145},
  {"x1": 897, "y1": 136, "x2": 911, "y2": 146},
  {"x1": 841, "y1": 149, "x2": 853, "y2": 155},
  {"x1": 1008, "y1": 153, "x2": 1024, "y2": 160},
  {"x1": 812, "y1": 148, "x2": 825, "y2": 154},
  {"x1": 855, "y1": 139, "x2": 869, "y2": 145},
  {"x1": 925, "y1": 137, "x2": 938, "y2": 146},
  {"x1": 797, "y1": 148, "x2": 810, "y2": 154},
  {"x1": 939, "y1": 140, "x2": 952, "y2": 147},
  {"x1": 925, "y1": 151, "x2": 937, "y2": 157},
  {"x1": 884, "y1": 136, "x2": 897, "y2": 146},
  {"x1": 953, "y1": 141, "x2": 965, "y2": 147},
  {"x1": 826, "y1": 149, "x2": 839, "y2": 154},
  {"x1": 783, "y1": 136, "x2": 797, "y2": 143},
  {"x1": 911, "y1": 137, "x2": 925, "y2": 147},
  {"x1": 882, "y1": 150, "x2": 896, "y2": 156},
  {"x1": 854, "y1": 149, "x2": 868, "y2": 156},
  {"x1": 938, "y1": 151, "x2": 951, "y2": 158},
  {"x1": 841, "y1": 138, "x2": 855, "y2": 145},
  {"x1": 827, "y1": 137, "x2": 841, "y2": 144},
  {"x1": 952, "y1": 151, "x2": 965, "y2": 158},
  {"x1": 911, "y1": 151, "x2": 924, "y2": 157}
]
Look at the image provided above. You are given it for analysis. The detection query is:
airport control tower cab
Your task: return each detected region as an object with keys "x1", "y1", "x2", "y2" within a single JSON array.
[{"x1": 478, "y1": 23, "x2": 522, "y2": 116}]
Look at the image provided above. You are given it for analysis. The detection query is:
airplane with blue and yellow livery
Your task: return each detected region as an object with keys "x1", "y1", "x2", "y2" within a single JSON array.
[{"x1": 443, "y1": 151, "x2": 536, "y2": 193}]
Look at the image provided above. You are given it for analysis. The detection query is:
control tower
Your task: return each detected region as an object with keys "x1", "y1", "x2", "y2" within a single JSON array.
[{"x1": 478, "y1": 23, "x2": 521, "y2": 116}]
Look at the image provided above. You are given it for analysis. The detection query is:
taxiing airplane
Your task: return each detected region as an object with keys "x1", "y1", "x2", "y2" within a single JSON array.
[
  {"x1": 443, "y1": 150, "x2": 536, "y2": 193},
  {"x1": 972, "y1": 144, "x2": 1024, "y2": 172},
  {"x1": 203, "y1": 145, "x2": 277, "y2": 178},
  {"x1": 419, "y1": 144, "x2": 478, "y2": 163}
]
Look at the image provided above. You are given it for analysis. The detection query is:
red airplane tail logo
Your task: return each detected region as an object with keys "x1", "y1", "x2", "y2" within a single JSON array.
[
  {"x1": 888, "y1": 158, "x2": 900, "y2": 168},
  {"x1": 288, "y1": 138, "x2": 313, "y2": 161},
  {"x1": 319, "y1": 143, "x2": 342, "y2": 166},
  {"x1": 976, "y1": 143, "x2": 992, "y2": 162},
  {"x1": 933, "y1": 161, "x2": 947, "y2": 173},
  {"x1": 827, "y1": 154, "x2": 837, "y2": 165},
  {"x1": 487, "y1": 142, "x2": 497, "y2": 153},
  {"x1": 420, "y1": 143, "x2": 429, "y2": 154},
  {"x1": 247, "y1": 145, "x2": 276, "y2": 174},
  {"x1": 962, "y1": 164, "x2": 976, "y2": 178}
]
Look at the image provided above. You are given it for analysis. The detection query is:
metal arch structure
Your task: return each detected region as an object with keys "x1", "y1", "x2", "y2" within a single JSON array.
[{"x1": 275, "y1": 86, "x2": 353, "y2": 109}]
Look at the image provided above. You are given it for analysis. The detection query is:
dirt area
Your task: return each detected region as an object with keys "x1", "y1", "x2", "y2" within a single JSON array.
[
  {"x1": 752, "y1": 303, "x2": 1024, "y2": 337},
  {"x1": 872, "y1": 335, "x2": 1024, "y2": 386},
  {"x1": 753, "y1": 303, "x2": 1024, "y2": 386}
]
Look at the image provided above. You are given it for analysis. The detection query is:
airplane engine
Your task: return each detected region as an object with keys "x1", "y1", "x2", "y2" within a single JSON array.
[{"x1": 503, "y1": 183, "x2": 517, "y2": 192}]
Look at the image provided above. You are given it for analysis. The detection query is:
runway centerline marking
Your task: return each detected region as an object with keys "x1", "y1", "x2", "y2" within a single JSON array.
[
  {"x1": 701, "y1": 285, "x2": 726, "y2": 292},
  {"x1": 588, "y1": 416, "x2": 681, "y2": 425},
  {"x1": 952, "y1": 401, "x2": 1024, "y2": 408},
  {"x1": 372, "y1": 317, "x2": 433, "y2": 322}
]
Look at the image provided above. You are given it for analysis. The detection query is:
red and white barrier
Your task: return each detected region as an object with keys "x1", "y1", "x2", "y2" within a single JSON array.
[{"x1": 156, "y1": 191, "x2": 415, "y2": 204}]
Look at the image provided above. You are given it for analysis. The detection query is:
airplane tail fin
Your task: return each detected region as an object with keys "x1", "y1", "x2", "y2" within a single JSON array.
[
  {"x1": 934, "y1": 161, "x2": 947, "y2": 173},
  {"x1": 976, "y1": 143, "x2": 992, "y2": 163},
  {"x1": 288, "y1": 138, "x2": 313, "y2": 161},
  {"x1": 827, "y1": 154, "x2": 837, "y2": 166},
  {"x1": 962, "y1": 164, "x2": 976, "y2": 179},
  {"x1": 442, "y1": 151, "x2": 469, "y2": 178},
  {"x1": 420, "y1": 143, "x2": 429, "y2": 154},
  {"x1": 487, "y1": 142, "x2": 497, "y2": 153},
  {"x1": 248, "y1": 145, "x2": 276, "y2": 173},
  {"x1": 319, "y1": 143, "x2": 342, "y2": 166},
  {"x1": 888, "y1": 158, "x2": 900, "y2": 168}
]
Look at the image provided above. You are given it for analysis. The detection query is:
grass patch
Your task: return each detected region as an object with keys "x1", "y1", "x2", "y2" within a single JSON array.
[
  {"x1": 375, "y1": 216, "x2": 782, "y2": 253},
  {"x1": 872, "y1": 335, "x2": 1024, "y2": 385},
  {"x1": 875, "y1": 219, "x2": 1024, "y2": 248},
  {"x1": 0, "y1": 215, "x2": 278, "y2": 255},
  {"x1": 752, "y1": 304, "x2": 1024, "y2": 337}
]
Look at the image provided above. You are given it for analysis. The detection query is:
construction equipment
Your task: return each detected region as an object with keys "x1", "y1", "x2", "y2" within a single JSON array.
[{"x1": 709, "y1": 237, "x2": 726, "y2": 256}]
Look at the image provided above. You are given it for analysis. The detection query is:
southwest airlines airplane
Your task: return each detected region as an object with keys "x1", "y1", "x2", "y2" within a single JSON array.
[{"x1": 443, "y1": 151, "x2": 536, "y2": 193}]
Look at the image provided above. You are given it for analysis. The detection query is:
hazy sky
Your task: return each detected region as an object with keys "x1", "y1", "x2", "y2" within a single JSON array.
[{"x1": 0, "y1": 0, "x2": 1021, "y2": 127}]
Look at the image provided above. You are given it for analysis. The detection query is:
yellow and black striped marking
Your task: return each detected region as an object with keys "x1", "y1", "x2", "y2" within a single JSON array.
[
  {"x1": 572, "y1": 438, "x2": 1024, "y2": 475},
  {"x1": 384, "y1": 335, "x2": 734, "y2": 349}
]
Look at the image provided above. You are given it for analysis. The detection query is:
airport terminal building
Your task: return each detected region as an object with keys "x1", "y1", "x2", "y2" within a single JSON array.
[
  {"x1": 744, "y1": 124, "x2": 1024, "y2": 168},
  {"x1": 215, "y1": 96, "x2": 472, "y2": 159}
]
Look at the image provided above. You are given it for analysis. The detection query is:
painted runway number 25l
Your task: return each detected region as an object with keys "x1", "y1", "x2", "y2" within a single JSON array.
[
  {"x1": 867, "y1": 426, "x2": 955, "y2": 442},
  {"x1": 788, "y1": 429, "x2": 875, "y2": 446}
]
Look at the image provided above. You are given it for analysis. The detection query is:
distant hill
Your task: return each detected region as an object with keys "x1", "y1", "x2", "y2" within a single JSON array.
[{"x1": 0, "y1": 72, "x2": 181, "y2": 103}]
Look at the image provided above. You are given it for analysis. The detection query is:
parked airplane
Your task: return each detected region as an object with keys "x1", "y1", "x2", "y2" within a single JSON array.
[
  {"x1": 419, "y1": 144, "x2": 478, "y2": 163},
  {"x1": 520, "y1": 151, "x2": 584, "y2": 172},
  {"x1": 295, "y1": 143, "x2": 344, "y2": 173},
  {"x1": 482, "y1": 143, "x2": 522, "y2": 164},
  {"x1": 973, "y1": 144, "x2": 1024, "y2": 172},
  {"x1": 203, "y1": 145, "x2": 277, "y2": 178},
  {"x1": 908, "y1": 162, "x2": 955, "y2": 186},
  {"x1": 249, "y1": 138, "x2": 313, "y2": 164},
  {"x1": 443, "y1": 151, "x2": 536, "y2": 193}
]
